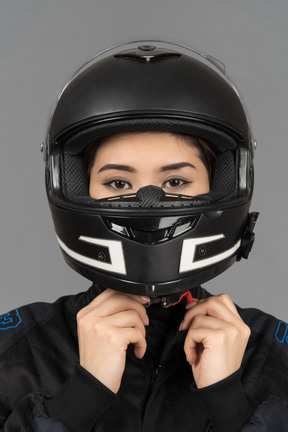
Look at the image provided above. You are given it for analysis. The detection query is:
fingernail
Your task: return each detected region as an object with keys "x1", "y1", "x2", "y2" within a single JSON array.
[
  {"x1": 185, "y1": 301, "x2": 197, "y2": 310},
  {"x1": 140, "y1": 296, "x2": 151, "y2": 303}
]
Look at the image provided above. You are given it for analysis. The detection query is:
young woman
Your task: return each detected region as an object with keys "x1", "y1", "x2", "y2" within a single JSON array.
[
  {"x1": 1, "y1": 40, "x2": 288, "y2": 432},
  {"x1": 78, "y1": 131, "x2": 249, "y2": 392}
]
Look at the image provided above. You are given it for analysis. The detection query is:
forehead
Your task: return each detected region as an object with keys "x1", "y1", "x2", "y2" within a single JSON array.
[{"x1": 93, "y1": 132, "x2": 201, "y2": 163}]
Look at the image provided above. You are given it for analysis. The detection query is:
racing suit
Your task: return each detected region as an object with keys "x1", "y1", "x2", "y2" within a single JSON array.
[{"x1": 0, "y1": 284, "x2": 288, "y2": 432}]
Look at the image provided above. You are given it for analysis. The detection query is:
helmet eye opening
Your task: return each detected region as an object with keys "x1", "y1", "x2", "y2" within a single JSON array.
[{"x1": 59, "y1": 135, "x2": 239, "y2": 208}]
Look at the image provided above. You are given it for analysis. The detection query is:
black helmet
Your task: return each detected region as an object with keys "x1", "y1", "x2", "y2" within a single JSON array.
[{"x1": 43, "y1": 40, "x2": 258, "y2": 299}]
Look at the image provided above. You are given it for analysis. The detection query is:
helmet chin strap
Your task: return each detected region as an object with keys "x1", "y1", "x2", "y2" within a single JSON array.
[{"x1": 145, "y1": 290, "x2": 195, "y2": 308}]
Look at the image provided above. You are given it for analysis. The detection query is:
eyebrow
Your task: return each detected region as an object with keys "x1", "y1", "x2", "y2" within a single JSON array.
[
  {"x1": 98, "y1": 162, "x2": 196, "y2": 174},
  {"x1": 98, "y1": 164, "x2": 136, "y2": 173},
  {"x1": 160, "y1": 162, "x2": 197, "y2": 172}
]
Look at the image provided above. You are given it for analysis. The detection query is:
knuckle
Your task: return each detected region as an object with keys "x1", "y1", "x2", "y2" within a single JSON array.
[
  {"x1": 206, "y1": 296, "x2": 218, "y2": 307},
  {"x1": 128, "y1": 309, "x2": 140, "y2": 321},
  {"x1": 218, "y1": 293, "x2": 231, "y2": 304},
  {"x1": 77, "y1": 312, "x2": 89, "y2": 329},
  {"x1": 93, "y1": 319, "x2": 105, "y2": 334},
  {"x1": 126, "y1": 309, "x2": 145, "y2": 328},
  {"x1": 217, "y1": 329, "x2": 229, "y2": 344},
  {"x1": 101, "y1": 327, "x2": 122, "y2": 346},
  {"x1": 108, "y1": 330, "x2": 121, "y2": 345},
  {"x1": 76, "y1": 310, "x2": 84, "y2": 323},
  {"x1": 241, "y1": 323, "x2": 251, "y2": 339},
  {"x1": 192, "y1": 314, "x2": 203, "y2": 328},
  {"x1": 135, "y1": 326, "x2": 145, "y2": 340},
  {"x1": 228, "y1": 326, "x2": 240, "y2": 341},
  {"x1": 186, "y1": 327, "x2": 195, "y2": 342}
]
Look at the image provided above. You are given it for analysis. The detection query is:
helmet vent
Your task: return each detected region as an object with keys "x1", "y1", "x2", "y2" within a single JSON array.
[
  {"x1": 114, "y1": 47, "x2": 181, "y2": 63},
  {"x1": 103, "y1": 214, "x2": 199, "y2": 244}
]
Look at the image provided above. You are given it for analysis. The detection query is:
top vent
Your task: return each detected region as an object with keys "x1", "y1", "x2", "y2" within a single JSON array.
[{"x1": 114, "y1": 46, "x2": 181, "y2": 62}]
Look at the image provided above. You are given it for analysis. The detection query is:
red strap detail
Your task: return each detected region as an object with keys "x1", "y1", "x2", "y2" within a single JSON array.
[
  {"x1": 182, "y1": 290, "x2": 194, "y2": 305},
  {"x1": 165, "y1": 290, "x2": 194, "y2": 308}
]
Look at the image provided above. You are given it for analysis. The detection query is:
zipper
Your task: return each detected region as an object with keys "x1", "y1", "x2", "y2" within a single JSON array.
[
  {"x1": 141, "y1": 363, "x2": 163, "y2": 432},
  {"x1": 141, "y1": 332, "x2": 186, "y2": 431},
  {"x1": 150, "y1": 363, "x2": 162, "y2": 387}
]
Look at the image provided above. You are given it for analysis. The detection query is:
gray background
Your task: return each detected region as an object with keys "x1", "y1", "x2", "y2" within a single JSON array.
[{"x1": 0, "y1": 0, "x2": 287, "y2": 319}]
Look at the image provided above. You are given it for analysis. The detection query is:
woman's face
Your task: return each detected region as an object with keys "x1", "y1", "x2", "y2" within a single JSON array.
[{"x1": 89, "y1": 132, "x2": 210, "y2": 199}]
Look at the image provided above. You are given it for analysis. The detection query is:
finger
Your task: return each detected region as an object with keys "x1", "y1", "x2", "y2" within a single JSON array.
[
  {"x1": 98, "y1": 289, "x2": 151, "y2": 306},
  {"x1": 77, "y1": 288, "x2": 117, "y2": 318},
  {"x1": 183, "y1": 318, "x2": 221, "y2": 364},
  {"x1": 77, "y1": 294, "x2": 150, "y2": 343},
  {"x1": 81, "y1": 289, "x2": 142, "y2": 313},
  {"x1": 184, "y1": 327, "x2": 219, "y2": 364},
  {"x1": 125, "y1": 293, "x2": 151, "y2": 304},
  {"x1": 80, "y1": 289, "x2": 150, "y2": 317},
  {"x1": 103, "y1": 310, "x2": 148, "y2": 334},
  {"x1": 185, "y1": 297, "x2": 199, "y2": 310},
  {"x1": 180, "y1": 295, "x2": 242, "y2": 331},
  {"x1": 97, "y1": 294, "x2": 149, "y2": 324},
  {"x1": 188, "y1": 314, "x2": 231, "y2": 331},
  {"x1": 186, "y1": 294, "x2": 238, "y2": 315},
  {"x1": 120, "y1": 327, "x2": 147, "y2": 359},
  {"x1": 215, "y1": 293, "x2": 239, "y2": 315}
]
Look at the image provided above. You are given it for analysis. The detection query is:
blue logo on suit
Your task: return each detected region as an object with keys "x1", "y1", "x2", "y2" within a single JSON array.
[
  {"x1": 0, "y1": 310, "x2": 22, "y2": 330},
  {"x1": 275, "y1": 321, "x2": 288, "y2": 344}
]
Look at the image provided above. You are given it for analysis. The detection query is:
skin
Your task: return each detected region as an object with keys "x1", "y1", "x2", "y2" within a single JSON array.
[
  {"x1": 77, "y1": 132, "x2": 251, "y2": 393},
  {"x1": 180, "y1": 294, "x2": 250, "y2": 388},
  {"x1": 89, "y1": 132, "x2": 210, "y2": 199}
]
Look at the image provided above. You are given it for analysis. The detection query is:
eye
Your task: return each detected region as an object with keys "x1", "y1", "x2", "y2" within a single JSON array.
[
  {"x1": 162, "y1": 178, "x2": 190, "y2": 188},
  {"x1": 104, "y1": 180, "x2": 131, "y2": 190}
]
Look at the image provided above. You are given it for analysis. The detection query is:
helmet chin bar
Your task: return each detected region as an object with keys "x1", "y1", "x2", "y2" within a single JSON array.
[{"x1": 145, "y1": 209, "x2": 258, "y2": 308}]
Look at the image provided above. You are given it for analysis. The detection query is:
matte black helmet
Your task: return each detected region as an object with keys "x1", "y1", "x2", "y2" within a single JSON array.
[{"x1": 43, "y1": 40, "x2": 258, "y2": 299}]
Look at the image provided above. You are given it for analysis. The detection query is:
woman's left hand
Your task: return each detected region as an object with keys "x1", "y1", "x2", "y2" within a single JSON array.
[{"x1": 180, "y1": 294, "x2": 251, "y2": 389}]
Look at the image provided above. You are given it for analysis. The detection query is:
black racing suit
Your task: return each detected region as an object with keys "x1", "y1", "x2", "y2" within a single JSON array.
[{"x1": 0, "y1": 284, "x2": 288, "y2": 432}]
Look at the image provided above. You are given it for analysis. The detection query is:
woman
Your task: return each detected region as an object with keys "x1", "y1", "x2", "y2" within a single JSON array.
[{"x1": 1, "y1": 40, "x2": 287, "y2": 432}]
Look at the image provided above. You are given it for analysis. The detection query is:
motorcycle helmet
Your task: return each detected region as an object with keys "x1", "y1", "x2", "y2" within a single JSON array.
[{"x1": 43, "y1": 40, "x2": 258, "y2": 301}]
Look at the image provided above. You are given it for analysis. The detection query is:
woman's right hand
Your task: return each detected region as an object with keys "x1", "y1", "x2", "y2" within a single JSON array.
[{"x1": 77, "y1": 289, "x2": 150, "y2": 393}]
